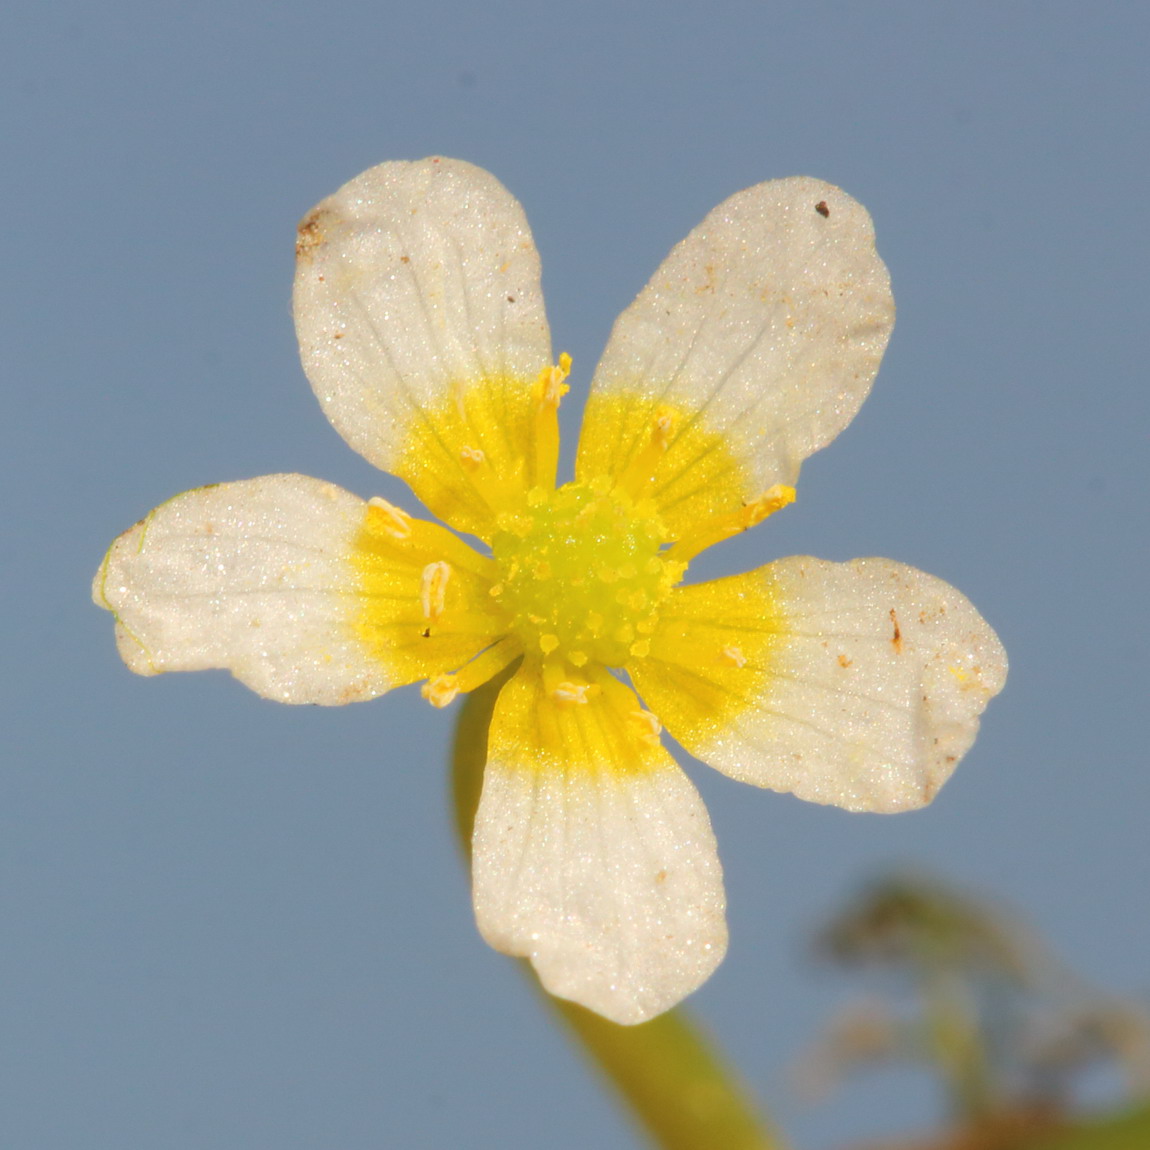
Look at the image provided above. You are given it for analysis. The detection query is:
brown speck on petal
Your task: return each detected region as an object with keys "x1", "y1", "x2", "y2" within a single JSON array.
[{"x1": 295, "y1": 208, "x2": 328, "y2": 260}]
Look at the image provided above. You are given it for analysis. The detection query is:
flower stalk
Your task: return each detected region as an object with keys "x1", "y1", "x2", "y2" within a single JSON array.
[{"x1": 452, "y1": 676, "x2": 786, "y2": 1150}]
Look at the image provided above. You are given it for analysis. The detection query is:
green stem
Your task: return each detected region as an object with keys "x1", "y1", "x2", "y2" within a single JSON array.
[
  {"x1": 451, "y1": 675, "x2": 786, "y2": 1150},
  {"x1": 919, "y1": 963, "x2": 995, "y2": 1121}
]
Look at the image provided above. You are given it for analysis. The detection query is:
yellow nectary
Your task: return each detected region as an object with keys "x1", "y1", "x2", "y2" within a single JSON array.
[{"x1": 490, "y1": 481, "x2": 686, "y2": 668}]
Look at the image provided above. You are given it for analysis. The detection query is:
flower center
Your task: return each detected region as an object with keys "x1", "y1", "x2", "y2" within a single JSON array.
[{"x1": 491, "y1": 481, "x2": 684, "y2": 667}]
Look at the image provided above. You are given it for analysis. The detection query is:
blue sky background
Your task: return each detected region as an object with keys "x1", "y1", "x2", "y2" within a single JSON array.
[{"x1": 4, "y1": 3, "x2": 1147, "y2": 1147}]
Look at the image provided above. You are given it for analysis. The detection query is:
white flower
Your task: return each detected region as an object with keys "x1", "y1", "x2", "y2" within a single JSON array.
[{"x1": 95, "y1": 158, "x2": 1006, "y2": 1024}]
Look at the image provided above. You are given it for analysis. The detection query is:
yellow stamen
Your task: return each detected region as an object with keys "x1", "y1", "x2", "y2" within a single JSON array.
[
  {"x1": 420, "y1": 636, "x2": 523, "y2": 709},
  {"x1": 367, "y1": 496, "x2": 412, "y2": 540},
  {"x1": 421, "y1": 675, "x2": 460, "y2": 708},
  {"x1": 529, "y1": 353, "x2": 572, "y2": 490},
  {"x1": 629, "y1": 709, "x2": 662, "y2": 745},
  {"x1": 721, "y1": 645, "x2": 747, "y2": 668},
  {"x1": 613, "y1": 405, "x2": 681, "y2": 499},
  {"x1": 667, "y1": 484, "x2": 796, "y2": 564},
  {"x1": 538, "y1": 657, "x2": 601, "y2": 707},
  {"x1": 420, "y1": 561, "x2": 453, "y2": 623},
  {"x1": 553, "y1": 680, "x2": 592, "y2": 705}
]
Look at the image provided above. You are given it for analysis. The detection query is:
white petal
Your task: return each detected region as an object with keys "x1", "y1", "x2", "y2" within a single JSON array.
[
  {"x1": 292, "y1": 157, "x2": 552, "y2": 530},
  {"x1": 473, "y1": 664, "x2": 727, "y2": 1024},
  {"x1": 577, "y1": 178, "x2": 893, "y2": 528},
  {"x1": 93, "y1": 474, "x2": 391, "y2": 705},
  {"x1": 636, "y1": 558, "x2": 1007, "y2": 813}
]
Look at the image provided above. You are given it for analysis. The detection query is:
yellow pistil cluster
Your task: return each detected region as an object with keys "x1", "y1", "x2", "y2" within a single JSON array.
[
  {"x1": 405, "y1": 359, "x2": 798, "y2": 713},
  {"x1": 490, "y1": 480, "x2": 685, "y2": 669}
]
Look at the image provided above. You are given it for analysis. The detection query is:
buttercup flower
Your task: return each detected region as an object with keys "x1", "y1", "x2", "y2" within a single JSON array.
[{"x1": 94, "y1": 158, "x2": 1006, "y2": 1024}]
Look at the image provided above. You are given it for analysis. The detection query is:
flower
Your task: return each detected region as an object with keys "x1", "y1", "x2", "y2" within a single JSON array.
[{"x1": 94, "y1": 157, "x2": 1007, "y2": 1025}]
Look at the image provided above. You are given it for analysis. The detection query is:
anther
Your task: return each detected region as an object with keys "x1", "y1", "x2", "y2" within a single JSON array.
[
  {"x1": 421, "y1": 675, "x2": 460, "y2": 708},
  {"x1": 629, "y1": 709, "x2": 662, "y2": 745},
  {"x1": 612, "y1": 404, "x2": 684, "y2": 498},
  {"x1": 742, "y1": 484, "x2": 796, "y2": 528},
  {"x1": 667, "y1": 483, "x2": 797, "y2": 564},
  {"x1": 420, "y1": 561, "x2": 452, "y2": 623},
  {"x1": 535, "y1": 352, "x2": 572, "y2": 408},
  {"x1": 528, "y1": 354, "x2": 571, "y2": 490},
  {"x1": 652, "y1": 406, "x2": 679, "y2": 450},
  {"x1": 721, "y1": 646, "x2": 747, "y2": 668},
  {"x1": 368, "y1": 496, "x2": 412, "y2": 539},
  {"x1": 552, "y1": 680, "x2": 591, "y2": 705}
]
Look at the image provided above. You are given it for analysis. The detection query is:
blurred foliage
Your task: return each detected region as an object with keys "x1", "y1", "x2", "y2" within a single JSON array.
[{"x1": 799, "y1": 874, "x2": 1150, "y2": 1150}]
